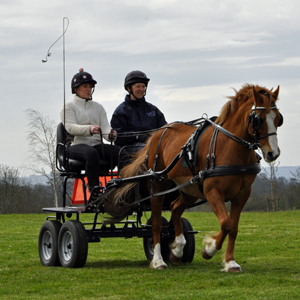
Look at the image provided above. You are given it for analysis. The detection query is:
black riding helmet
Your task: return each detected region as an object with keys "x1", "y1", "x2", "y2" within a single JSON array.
[
  {"x1": 124, "y1": 70, "x2": 150, "y2": 99},
  {"x1": 71, "y1": 68, "x2": 97, "y2": 94}
]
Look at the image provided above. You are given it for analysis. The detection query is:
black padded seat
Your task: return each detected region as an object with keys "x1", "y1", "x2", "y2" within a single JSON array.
[
  {"x1": 56, "y1": 122, "x2": 110, "y2": 174},
  {"x1": 56, "y1": 122, "x2": 111, "y2": 206}
]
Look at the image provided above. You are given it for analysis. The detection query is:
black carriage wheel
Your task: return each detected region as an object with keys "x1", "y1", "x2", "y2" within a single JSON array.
[
  {"x1": 58, "y1": 220, "x2": 88, "y2": 268},
  {"x1": 181, "y1": 217, "x2": 195, "y2": 263},
  {"x1": 38, "y1": 220, "x2": 62, "y2": 267},
  {"x1": 143, "y1": 216, "x2": 170, "y2": 261}
]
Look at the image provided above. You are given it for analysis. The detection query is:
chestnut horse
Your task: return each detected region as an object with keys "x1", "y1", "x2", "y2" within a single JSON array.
[{"x1": 98, "y1": 84, "x2": 283, "y2": 272}]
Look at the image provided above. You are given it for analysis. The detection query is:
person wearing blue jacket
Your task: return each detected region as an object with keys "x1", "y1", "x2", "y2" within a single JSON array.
[{"x1": 111, "y1": 70, "x2": 167, "y2": 152}]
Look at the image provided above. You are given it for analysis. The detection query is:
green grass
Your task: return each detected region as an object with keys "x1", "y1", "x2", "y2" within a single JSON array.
[{"x1": 0, "y1": 211, "x2": 300, "y2": 299}]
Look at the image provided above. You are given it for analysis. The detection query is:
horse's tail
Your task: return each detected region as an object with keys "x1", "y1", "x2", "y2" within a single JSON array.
[{"x1": 95, "y1": 146, "x2": 149, "y2": 224}]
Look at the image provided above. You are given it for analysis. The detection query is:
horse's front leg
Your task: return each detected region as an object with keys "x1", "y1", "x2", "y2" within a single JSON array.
[
  {"x1": 149, "y1": 195, "x2": 168, "y2": 270},
  {"x1": 222, "y1": 199, "x2": 248, "y2": 272},
  {"x1": 202, "y1": 188, "x2": 232, "y2": 263},
  {"x1": 170, "y1": 194, "x2": 196, "y2": 265}
]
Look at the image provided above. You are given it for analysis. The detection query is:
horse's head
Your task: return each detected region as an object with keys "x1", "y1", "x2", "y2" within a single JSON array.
[{"x1": 248, "y1": 85, "x2": 283, "y2": 162}]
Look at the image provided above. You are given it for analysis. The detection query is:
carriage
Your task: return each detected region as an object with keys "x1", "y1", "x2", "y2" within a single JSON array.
[
  {"x1": 38, "y1": 123, "x2": 200, "y2": 269},
  {"x1": 38, "y1": 84, "x2": 283, "y2": 271}
]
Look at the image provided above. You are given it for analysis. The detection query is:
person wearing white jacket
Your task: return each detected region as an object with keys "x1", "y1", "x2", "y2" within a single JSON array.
[{"x1": 60, "y1": 68, "x2": 120, "y2": 191}]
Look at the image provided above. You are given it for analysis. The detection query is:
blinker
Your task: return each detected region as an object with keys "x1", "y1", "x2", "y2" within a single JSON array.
[{"x1": 278, "y1": 113, "x2": 283, "y2": 127}]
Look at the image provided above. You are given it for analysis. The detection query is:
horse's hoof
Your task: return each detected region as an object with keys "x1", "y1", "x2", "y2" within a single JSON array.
[
  {"x1": 156, "y1": 264, "x2": 168, "y2": 270},
  {"x1": 228, "y1": 266, "x2": 242, "y2": 273},
  {"x1": 222, "y1": 260, "x2": 242, "y2": 272},
  {"x1": 202, "y1": 248, "x2": 213, "y2": 260},
  {"x1": 150, "y1": 259, "x2": 168, "y2": 270},
  {"x1": 169, "y1": 252, "x2": 181, "y2": 266}
]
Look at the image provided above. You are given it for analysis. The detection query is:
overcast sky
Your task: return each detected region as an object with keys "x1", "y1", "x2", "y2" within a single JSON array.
[{"x1": 1, "y1": 0, "x2": 300, "y2": 174}]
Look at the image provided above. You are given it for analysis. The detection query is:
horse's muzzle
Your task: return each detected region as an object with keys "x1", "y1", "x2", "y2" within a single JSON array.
[{"x1": 263, "y1": 148, "x2": 280, "y2": 163}]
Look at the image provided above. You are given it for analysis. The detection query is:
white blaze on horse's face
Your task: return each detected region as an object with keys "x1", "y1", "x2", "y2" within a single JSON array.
[{"x1": 262, "y1": 110, "x2": 280, "y2": 163}]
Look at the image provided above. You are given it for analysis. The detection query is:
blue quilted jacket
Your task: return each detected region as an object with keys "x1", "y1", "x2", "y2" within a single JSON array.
[{"x1": 111, "y1": 95, "x2": 167, "y2": 147}]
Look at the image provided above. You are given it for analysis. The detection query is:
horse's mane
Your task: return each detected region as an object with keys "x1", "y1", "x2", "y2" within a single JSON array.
[{"x1": 215, "y1": 84, "x2": 273, "y2": 124}]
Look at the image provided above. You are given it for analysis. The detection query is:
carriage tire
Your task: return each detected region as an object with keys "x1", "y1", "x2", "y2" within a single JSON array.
[
  {"x1": 58, "y1": 220, "x2": 88, "y2": 268},
  {"x1": 143, "y1": 216, "x2": 170, "y2": 261},
  {"x1": 181, "y1": 217, "x2": 195, "y2": 263},
  {"x1": 38, "y1": 220, "x2": 62, "y2": 267}
]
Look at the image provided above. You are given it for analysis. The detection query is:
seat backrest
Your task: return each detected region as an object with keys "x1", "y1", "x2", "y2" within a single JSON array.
[
  {"x1": 56, "y1": 123, "x2": 67, "y2": 169},
  {"x1": 56, "y1": 122, "x2": 75, "y2": 170},
  {"x1": 57, "y1": 122, "x2": 65, "y2": 144}
]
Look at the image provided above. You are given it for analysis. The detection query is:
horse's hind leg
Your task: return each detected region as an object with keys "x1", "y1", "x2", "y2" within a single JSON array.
[
  {"x1": 169, "y1": 194, "x2": 197, "y2": 265},
  {"x1": 149, "y1": 195, "x2": 168, "y2": 270}
]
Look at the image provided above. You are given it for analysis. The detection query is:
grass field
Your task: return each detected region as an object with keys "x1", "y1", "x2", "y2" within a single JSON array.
[{"x1": 0, "y1": 211, "x2": 300, "y2": 299}]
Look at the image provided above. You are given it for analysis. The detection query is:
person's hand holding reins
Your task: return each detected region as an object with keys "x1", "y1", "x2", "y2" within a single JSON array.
[
  {"x1": 90, "y1": 125, "x2": 100, "y2": 134},
  {"x1": 90, "y1": 126, "x2": 117, "y2": 141},
  {"x1": 108, "y1": 129, "x2": 117, "y2": 141}
]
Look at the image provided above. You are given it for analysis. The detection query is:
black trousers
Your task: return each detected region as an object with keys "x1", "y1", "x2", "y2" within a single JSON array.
[{"x1": 68, "y1": 143, "x2": 120, "y2": 190}]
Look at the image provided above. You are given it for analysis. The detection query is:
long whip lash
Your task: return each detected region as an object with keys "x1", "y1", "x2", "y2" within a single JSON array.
[{"x1": 41, "y1": 17, "x2": 69, "y2": 127}]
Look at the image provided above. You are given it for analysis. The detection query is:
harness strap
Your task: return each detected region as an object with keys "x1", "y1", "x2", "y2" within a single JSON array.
[
  {"x1": 205, "y1": 117, "x2": 259, "y2": 150},
  {"x1": 113, "y1": 162, "x2": 261, "y2": 207},
  {"x1": 206, "y1": 128, "x2": 218, "y2": 169},
  {"x1": 145, "y1": 124, "x2": 177, "y2": 168},
  {"x1": 199, "y1": 163, "x2": 261, "y2": 179},
  {"x1": 181, "y1": 147, "x2": 204, "y2": 193},
  {"x1": 105, "y1": 152, "x2": 181, "y2": 190},
  {"x1": 153, "y1": 127, "x2": 169, "y2": 171},
  {"x1": 258, "y1": 132, "x2": 277, "y2": 140},
  {"x1": 147, "y1": 124, "x2": 179, "y2": 195}
]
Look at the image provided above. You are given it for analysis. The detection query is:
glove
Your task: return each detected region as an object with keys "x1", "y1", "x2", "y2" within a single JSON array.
[{"x1": 108, "y1": 129, "x2": 117, "y2": 141}]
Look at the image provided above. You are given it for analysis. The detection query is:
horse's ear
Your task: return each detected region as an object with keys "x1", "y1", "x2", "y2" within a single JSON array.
[
  {"x1": 273, "y1": 85, "x2": 280, "y2": 101},
  {"x1": 252, "y1": 86, "x2": 261, "y2": 106}
]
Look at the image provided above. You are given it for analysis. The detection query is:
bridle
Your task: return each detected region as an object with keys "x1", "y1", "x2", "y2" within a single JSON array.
[
  {"x1": 248, "y1": 105, "x2": 282, "y2": 142},
  {"x1": 202, "y1": 102, "x2": 283, "y2": 152}
]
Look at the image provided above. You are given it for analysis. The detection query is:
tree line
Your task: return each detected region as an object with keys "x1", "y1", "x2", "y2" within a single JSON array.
[
  {"x1": 0, "y1": 164, "x2": 76, "y2": 214},
  {"x1": 0, "y1": 162, "x2": 299, "y2": 214},
  {"x1": 245, "y1": 169, "x2": 300, "y2": 212}
]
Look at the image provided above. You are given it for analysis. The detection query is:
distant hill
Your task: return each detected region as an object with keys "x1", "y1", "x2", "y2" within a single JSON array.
[
  {"x1": 260, "y1": 166, "x2": 299, "y2": 179},
  {"x1": 24, "y1": 174, "x2": 49, "y2": 185}
]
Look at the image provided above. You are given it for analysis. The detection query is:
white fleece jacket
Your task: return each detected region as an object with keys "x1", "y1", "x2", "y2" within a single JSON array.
[{"x1": 60, "y1": 95, "x2": 112, "y2": 146}]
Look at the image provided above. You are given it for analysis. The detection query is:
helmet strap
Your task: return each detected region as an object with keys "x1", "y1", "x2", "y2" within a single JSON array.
[
  {"x1": 128, "y1": 85, "x2": 147, "y2": 100},
  {"x1": 75, "y1": 86, "x2": 95, "y2": 100},
  {"x1": 90, "y1": 87, "x2": 95, "y2": 100}
]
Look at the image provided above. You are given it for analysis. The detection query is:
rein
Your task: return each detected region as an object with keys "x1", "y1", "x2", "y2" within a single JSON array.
[
  {"x1": 113, "y1": 126, "x2": 173, "y2": 138},
  {"x1": 204, "y1": 116, "x2": 260, "y2": 150}
]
